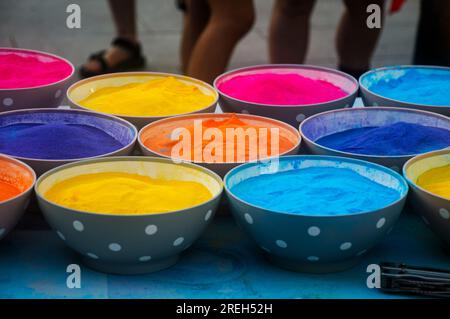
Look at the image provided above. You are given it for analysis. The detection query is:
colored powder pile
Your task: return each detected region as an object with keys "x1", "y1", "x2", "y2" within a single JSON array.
[
  {"x1": 0, "y1": 123, "x2": 125, "y2": 160},
  {"x1": 0, "y1": 50, "x2": 72, "y2": 89},
  {"x1": 218, "y1": 73, "x2": 348, "y2": 105},
  {"x1": 315, "y1": 122, "x2": 450, "y2": 156},
  {"x1": 369, "y1": 69, "x2": 450, "y2": 106},
  {"x1": 416, "y1": 164, "x2": 450, "y2": 199},
  {"x1": 143, "y1": 114, "x2": 296, "y2": 162},
  {"x1": 0, "y1": 180, "x2": 20, "y2": 201},
  {"x1": 231, "y1": 167, "x2": 400, "y2": 215},
  {"x1": 78, "y1": 77, "x2": 216, "y2": 116},
  {"x1": 44, "y1": 172, "x2": 213, "y2": 214}
]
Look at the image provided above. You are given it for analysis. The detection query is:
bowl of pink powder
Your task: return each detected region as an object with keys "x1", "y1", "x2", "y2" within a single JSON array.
[
  {"x1": 0, "y1": 48, "x2": 74, "y2": 111},
  {"x1": 214, "y1": 64, "x2": 358, "y2": 127}
]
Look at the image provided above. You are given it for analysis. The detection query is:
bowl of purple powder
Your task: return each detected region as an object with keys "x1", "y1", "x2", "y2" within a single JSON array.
[
  {"x1": 0, "y1": 108, "x2": 137, "y2": 175},
  {"x1": 299, "y1": 107, "x2": 450, "y2": 172}
]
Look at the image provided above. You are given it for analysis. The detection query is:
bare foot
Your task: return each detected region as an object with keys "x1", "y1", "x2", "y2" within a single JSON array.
[{"x1": 82, "y1": 46, "x2": 134, "y2": 73}]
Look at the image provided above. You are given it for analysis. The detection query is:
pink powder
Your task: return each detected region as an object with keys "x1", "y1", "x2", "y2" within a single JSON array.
[
  {"x1": 218, "y1": 73, "x2": 348, "y2": 105},
  {"x1": 0, "y1": 50, "x2": 73, "y2": 89}
]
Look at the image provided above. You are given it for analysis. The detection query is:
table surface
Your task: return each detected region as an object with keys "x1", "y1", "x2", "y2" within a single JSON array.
[{"x1": 1, "y1": 209, "x2": 450, "y2": 299}]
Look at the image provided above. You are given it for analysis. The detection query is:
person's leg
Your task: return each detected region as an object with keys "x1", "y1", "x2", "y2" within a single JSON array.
[
  {"x1": 82, "y1": 0, "x2": 141, "y2": 75},
  {"x1": 186, "y1": 0, "x2": 255, "y2": 83},
  {"x1": 269, "y1": 0, "x2": 316, "y2": 64},
  {"x1": 337, "y1": 0, "x2": 385, "y2": 78},
  {"x1": 180, "y1": 0, "x2": 210, "y2": 73}
]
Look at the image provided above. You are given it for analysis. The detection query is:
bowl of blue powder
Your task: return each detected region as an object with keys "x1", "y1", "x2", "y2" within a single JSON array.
[
  {"x1": 0, "y1": 108, "x2": 137, "y2": 175},
  {"x1": 360, "y1": 65, "x2": 450, "y2": 116},
  {"x1": 299, "y1": 107, "x2": 450, "y2": 172},
  {"x1": 224, "y1": 155, "x2": 408, "y2": 273}
]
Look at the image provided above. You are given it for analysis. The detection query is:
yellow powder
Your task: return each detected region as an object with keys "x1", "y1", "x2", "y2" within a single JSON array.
[
  {"x1": 78, "y1": 77, "x2": 215, "y2": 117},
  {"x1": 416, "y1": 164, "x2": 450, "y2": 199},
  {"x1": 44, "y1": 172, "x2": 213, "y2": 214}
]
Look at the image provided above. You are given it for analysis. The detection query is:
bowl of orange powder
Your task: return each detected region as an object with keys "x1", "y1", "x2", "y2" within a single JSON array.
[
  {"x1": 0, "y1": 154, "x2": 36, "y2": 241},
  {"x1": 138, "y1": 113, "x2": 301, "y2": 177}
]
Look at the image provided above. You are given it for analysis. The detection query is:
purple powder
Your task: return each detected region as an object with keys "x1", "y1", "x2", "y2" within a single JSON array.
[
  {"x1": 315, "y1": 122, "x2": 450, "y2": 156},
  {"x1": 0, "y1": 123, "x2": 125, "y2": 159}
]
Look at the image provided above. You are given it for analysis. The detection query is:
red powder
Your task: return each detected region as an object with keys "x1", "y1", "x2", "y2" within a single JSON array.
[
  {"x1": 218, "y1": 73, "x2": 348, "y2": 105},
  {"x1": 0, "y1": 50, "x2": 73, "y2": 89},
  {"x1": 0, "y1": 181, "x2": 20, "y2": 201}
]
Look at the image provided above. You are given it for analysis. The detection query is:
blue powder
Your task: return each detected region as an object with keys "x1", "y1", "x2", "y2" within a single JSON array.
[
  {"x1": 230, "y1": 167, "x2": 400, "y2": 216},
  {"x1": 369, "y1": 69, "x2": 450, "y2": 106},
  {"x1": 315, "y1": 122, "x2": 450, "y2": 156},
  {"x1": 0, "y1": 123, "x2": 125, "y2": 159}
]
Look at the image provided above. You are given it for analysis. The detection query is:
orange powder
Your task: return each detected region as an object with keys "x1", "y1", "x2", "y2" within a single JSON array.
[
  {"x1": 0, "y1": 159, "x2": 34, "y2": 201},
  {"x1": 142, "y1": 114, "x2": 296, "y2": 162},
  {"x1": 0, "y1": 180, "x2": 20, "y2": 201}
]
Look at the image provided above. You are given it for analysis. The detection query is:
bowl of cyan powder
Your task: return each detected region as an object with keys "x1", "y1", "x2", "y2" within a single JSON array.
[
  {"x1": 225, "y1": 155, "x2": 408, "y2": 273},
  {"x1": 403, "y1": 149, "x2": 450, "y2": 249},
  {"x1": 300, "y1": 107, "x2": 450, "y2": 173},
  {"x1": 35, "y1": 156, "x2": 223, "y2": 274},
  {"x1": 214, "y1": 64, "x2": 358, "y2": 127},
  {"x1": 0, "y1": 108, "x2": 137, "y2": 175},
  {"x1": 67, "y1": 72, "x2": 218, "y2": 129},
  {"x1": 0, "y1": 154, "x2": 35, "y2": 241},
  {"x1": 360, "y1": 65, "x2": 450, "y2": 116},
  {"x1": 0, "y1": 48, "x2": 74, "y2": 111}
]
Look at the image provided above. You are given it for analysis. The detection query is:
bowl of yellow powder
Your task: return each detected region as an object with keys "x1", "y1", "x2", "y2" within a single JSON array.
[
  {"x1": 403, "y1": 149, "x2": 450, "y2": 249},
  {"x1": 35, "y1": 156, "x2": 223, "y2": 274},
  {"x1": 67, "y1": 72, "x2": 218, "y2": 129}
]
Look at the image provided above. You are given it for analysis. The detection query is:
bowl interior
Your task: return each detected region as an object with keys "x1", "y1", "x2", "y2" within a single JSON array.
[
  {"x1": 68, "y1": 73, "x2": 217, "y2": 109},
  {"x1": 0, "y1": 156, "x2": 34, "y2": 202},
  {"x1": 0, "y1": 109, "x2": 136, "y2": 160},
  {"x1": 139, "y1": 113, "x2": 300, "y2": 163},
  {"x1": 216, "y1": 65, "x2": 358, "y2": 100},
  {"x1": 226, "y1": 156, "x2": 408, "y2": 215},
  {"x1": 301, "y1": 108, "x2": 450, "y2": 156},
  {"x1": 404, "y1": 151, "x2": 450, "y2": 185},
  {"x1": 37, "y1": 159, "x2": 222, "y2": 212}
]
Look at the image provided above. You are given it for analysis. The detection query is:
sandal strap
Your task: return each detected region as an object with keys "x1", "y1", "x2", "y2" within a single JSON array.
[
  {"x1": 111, "y1": 37, "x2": 142, "y2": 57},
  {"x1": 88, "y1": 50, "x2": 108, "y2": 72}
]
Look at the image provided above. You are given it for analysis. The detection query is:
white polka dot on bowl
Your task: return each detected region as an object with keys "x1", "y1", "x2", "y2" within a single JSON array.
[
  {"x1": 73, "y1": 220, "x2": 84, "y2": 232},
  {"x1": 307, "y1": 256, "x2": 319, "y2": 262},
  {"x1": 55, "y1": 89, "x2": 62, "y2": 99},
  {"x1": 296, "y1": 113, "x2": 306, "y2": 122},
  {"x1": 244, "y1": 213, "x2": 253, "y2": 224},
  {"x1": 307, "y1": 226, "x2": 320, "y2": 237},
  {"x1": 87, "y1": 253, "x2": 99, "y2": 259},
  {"x1": 109, "y1": 243, "x2": 122, "y2": 252},
  {"x1": 204, "y1": 209, "x2": 212, "y2": 221},
  {"x1": 56, "y1": 230, "x2": 66, "y2": 241},
  {"x1": 145, "y1": 224, "x2": 158, "y2": 235},
  {"x1": 376, "y1": 217, "x2": 386, "y2": 229},
  {"x1": 173, "y1": 237, "x2": 184, "y2": 246},
  {"x1": 241, "y1": 109, "x2": 250, "y2": 114},
  {"x1": 439, "y1": 208, "x2": 449, "y2": 219},
  {"x1": 276, "y1": 240, "x2": 287, "y2": 248},
  {"x1": 2, "y1": 98, "x2": 13, "y2": 107},
  {"x1": 340, "y1": 242, "x2": 352, "y2": 250},
  {"x1": 139, "y1": 256, "x2": 152, "y2": 262}
]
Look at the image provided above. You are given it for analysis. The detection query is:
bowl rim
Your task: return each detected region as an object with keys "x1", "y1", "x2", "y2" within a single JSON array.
[
  {"x1": 66, "y1": 71, "x2": 219, "y2": 119},
  {"x1": 0, "y1": 47, "x2": 75, "y2": 91},
  {"x1": 402, "y1": 148, "x2": 450, "y2": 202},
  {"x1": 137, "y1": 112, "x2": 302, "y2": 164},
  {"x1": 224, "y1": 154, "x2": 409, "y2": 218},
  {"x1": 0, "y1": 107, "x2": 138, "y2": 163},
  {"x1": 299, "y1": 106, "x2": 450, "y2": 159},
  {"x1": 213, "y1": 63, "x2": 359, "y2": 108},
  {"x1": 0, "y1": 154, "x2": 36, "y2": 205},
  {"x1": 359, "y1": 64, "x2": 450, "y2": 108},
  {"x1": 35, "y1": 156, "x2": 224, "y2": 217}
]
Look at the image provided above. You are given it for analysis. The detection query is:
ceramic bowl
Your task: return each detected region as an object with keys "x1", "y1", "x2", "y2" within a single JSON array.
[
  {"x1": 225, "y1": 155, "x2": 408, "y2": 273},
  {"x1": 0, "y1": 108, "x2": 137, "y2": 176},
  {"x1": 0, "y1": 154, "x2": 36, "y2": 240},
  {"x1": 67, "y1": 71, "x2": 218, "y2": 129},
  {"x1": 35, "y1": 156, "x2": 223, "y2": 274},
  {"x1": 0, "y1": 48, "x2": 74, "y2": 111},
  {"x1": 360, "y1": 65, "x2": 450, "y2": 116},
  {"x1": 138, "y1": 113, "x2": 301, "y2": 177},
  {"x1": 214, "y1": 64, "x2": 358, "y2": 127},
  {"x1": 403, "y1": 149, "x2": 450, "y2": 248},
  {"x1": 300, "y1": 107, "x2": 450, "y2": 173}
]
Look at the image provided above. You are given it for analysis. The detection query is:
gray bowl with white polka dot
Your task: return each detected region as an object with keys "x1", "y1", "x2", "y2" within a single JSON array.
[
  {"x1": 0, "y1": 48, "x2": 74, "y2": 112},
  {"x1": 300, "y1": 107, "x2": 450, "y2": 174},
  {"x1": 403, "y1": 149, "x2": 450, "y2": 248},
  {"x1": 225, "y1": 155, "x2": 408, "y2": 273},
  {"x1": 214, "y1": 64, "x2": 358, "y2": 128},
  {"x1": 360, "y1": 65, "x2": 450, "y2": 117},
  {"x1": 35, "y1": 156, "x2": 223, "y2": 275}
]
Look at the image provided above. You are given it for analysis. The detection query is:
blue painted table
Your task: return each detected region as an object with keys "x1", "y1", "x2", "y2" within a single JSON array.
[{"x1": 1, "y1": 209, "x2": 449, "y2": 299}]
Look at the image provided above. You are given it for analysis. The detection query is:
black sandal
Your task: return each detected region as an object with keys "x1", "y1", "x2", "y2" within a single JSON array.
[{"x1": 79, "y1": 37, "x2": 146, "y2": 78}]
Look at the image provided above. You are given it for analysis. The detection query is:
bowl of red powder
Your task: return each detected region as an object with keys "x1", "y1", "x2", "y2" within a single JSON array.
[
  {"x1": 300, "y1": 107, "x2": 450, "y2": 172},
  {"x1": 0, "y1": 154, "x2": 35, "y2": 241},
  {"x1": 0, "y1": 48, "x2": 74, "y2": 111},
  {"x1": 0, "y1": 108, "x2": 138, "y2": 175},
  {"x1": 138, "y1": 113, "x2": 301, "y2": 177},
  {"x1": 214, "y1": 64, "x2": 358, "y2": 127}
]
